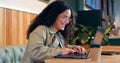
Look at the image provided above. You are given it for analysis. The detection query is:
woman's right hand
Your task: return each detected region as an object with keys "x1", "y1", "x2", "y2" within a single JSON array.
[{"x1": 61, "y1": 47, "x2": 75, "y2": 55}]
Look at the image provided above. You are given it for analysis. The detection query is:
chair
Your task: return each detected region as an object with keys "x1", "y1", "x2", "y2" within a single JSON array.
[
  {"x1": 13, "y1": 46, "x2": 25, "y2": 63},
  {"x1": 0, "y1": 58, "x2": 3, "y2": 63},
  {"x1": 0, "y1": 47, "x2": 12, "y2": 63}
]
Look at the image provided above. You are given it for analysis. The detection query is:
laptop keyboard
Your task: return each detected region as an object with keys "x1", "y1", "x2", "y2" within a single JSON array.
[{"x1": 55, "y1": 52, "x2": 90, "y2": 59}]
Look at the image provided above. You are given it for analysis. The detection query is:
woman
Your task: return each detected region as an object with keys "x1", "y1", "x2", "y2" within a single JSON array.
[{"x1": 22, "y1": 1, "x2": 86, "y2": 63}]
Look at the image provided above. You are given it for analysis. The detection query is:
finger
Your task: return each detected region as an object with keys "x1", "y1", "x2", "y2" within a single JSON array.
[
  {"x1": 73, "y1": 48, "x2": 79, "y2": 52},
  {"x1": 70, "y1": 49, "x2": 76, "y2": 52},
  {"x1": 68, "y1": 49, "x2": 76, "y2": 55},
  {"x1": 73, "y1": 46, "x2": 82, "y2": 53},
  {"x1": 76, "y1": 46, "x2": 82, "y2": 54},
  {"x1": 81, "y1": 47, "x2": 87, "y2": 54}
]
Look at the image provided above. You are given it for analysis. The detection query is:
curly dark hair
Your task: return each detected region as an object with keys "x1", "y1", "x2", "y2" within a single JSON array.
[{"x1": 27, "y1": 0, "x2": 75, "y2": 42}]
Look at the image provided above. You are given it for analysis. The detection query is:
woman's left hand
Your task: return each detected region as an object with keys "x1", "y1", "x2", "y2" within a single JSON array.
[{"x1": 72, "y1": 46, "x2": 87, "y2": 54}]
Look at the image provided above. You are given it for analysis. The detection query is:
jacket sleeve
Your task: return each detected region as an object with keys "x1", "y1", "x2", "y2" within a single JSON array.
[
  {"x1": 25, "y1": 26, "x2": 62, "y2": 61},
  {"x1": 65, "y1": 45, "x2": 77, "y2": 49}
]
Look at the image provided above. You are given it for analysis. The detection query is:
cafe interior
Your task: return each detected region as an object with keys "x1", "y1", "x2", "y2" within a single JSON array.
[{"x1": 0, "y1": 0, "x2": 120, "y2": 63}]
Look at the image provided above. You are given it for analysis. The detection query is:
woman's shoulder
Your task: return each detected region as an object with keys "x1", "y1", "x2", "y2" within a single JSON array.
[
  {"x1": 33, "y1": 25, "x2": 48, "y2": 32},
  {"x1": 29, "y1": 25, "x2": 48, "y2": 39},
  {"x1": 37, "y1": 25, "x2": 48, "y2": 29}
]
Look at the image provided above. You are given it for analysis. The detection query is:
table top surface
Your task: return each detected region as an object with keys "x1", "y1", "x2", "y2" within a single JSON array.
[
  {"x1": 45, "y1": 55, "x2": 120, "y2": 63},
  {"x1": 102, "y1": 46, "x2": 120, "y2": 54},
  {"x1": 45, "y1": 46, "x2": 120, "y2": 63}
]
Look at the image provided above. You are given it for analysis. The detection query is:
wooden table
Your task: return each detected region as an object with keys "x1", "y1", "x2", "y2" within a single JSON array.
[
  {"x1": 45, "y1": 55, "x2": 120, "y2": 63},
  {"x1": 46, "y1": 46, "x2": 120, "y2": 63},
  {"x1": 102, "y1": 46, "x2": 120, "y2": 54}
]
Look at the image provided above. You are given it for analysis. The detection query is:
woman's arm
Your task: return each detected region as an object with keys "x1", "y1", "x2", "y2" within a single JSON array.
[{"x1": 25, "y1": 26, "x2": 62, "y2": 61}]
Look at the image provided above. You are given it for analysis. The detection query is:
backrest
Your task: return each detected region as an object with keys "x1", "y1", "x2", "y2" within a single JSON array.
[
  {"x1": 0, "y1": 46, "x2": 26, "y2": 63},
  {"x1": 4, "y1": 46, "x2": 15, "y2": 63},
  {"x1": 0, "y1": 47, "x2": 13, "y2": 63},
  {"x1": 13, "y1": 46, "x2": 25, "y2": 63},
  {"x1": 0, "y1": 58, "x2": 3, "y2": 63}
]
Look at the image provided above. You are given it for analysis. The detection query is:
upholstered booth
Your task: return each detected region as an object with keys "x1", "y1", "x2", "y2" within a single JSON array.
[
  {"x1": 0, "y1": 46, "x2": 25, "y2": 63},
  {"x1": 13, "y1": 46, "x2": 25, "y2": 63},
  {"x1": 0, "y1": 58, "x2": 3, "y2": 63}
]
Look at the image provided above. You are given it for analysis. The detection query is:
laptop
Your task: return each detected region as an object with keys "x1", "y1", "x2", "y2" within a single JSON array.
[
  {"x1": 55, "y1": 52, "x2": 90, "y2": 59},
  {"x1": 55, "y1": 28, "x2": 105, "y2": 59},
  {"x1": 92, "y1": 28, "x2": 105, "y2": 44}
]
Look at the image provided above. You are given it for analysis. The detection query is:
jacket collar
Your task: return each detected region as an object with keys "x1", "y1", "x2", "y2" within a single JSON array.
[{"x1": 48, "y1": 26, "x2": 56, "y2": 35}]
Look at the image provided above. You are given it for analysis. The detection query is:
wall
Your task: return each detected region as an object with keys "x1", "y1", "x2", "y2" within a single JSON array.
[
  {"x1": 61, "y1": 0, "x2": 84, "y2": 12},
  {"x1": 0, "y1": 0, "x2": 48, "y2": 46},
  {"x1": 114, "y1": 0, "x2": 120, "y2": 28},
  {"x1": 0, "y1": 0, "x2": 47, "y2": 14},
  {"x1": 0, "y1": 7, "x2": 37, "y2": 46}
]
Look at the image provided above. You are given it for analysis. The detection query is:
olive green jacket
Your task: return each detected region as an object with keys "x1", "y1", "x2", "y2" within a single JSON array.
[{"x1": 21, "y1": 25, "x2": 64, "y2": 63}]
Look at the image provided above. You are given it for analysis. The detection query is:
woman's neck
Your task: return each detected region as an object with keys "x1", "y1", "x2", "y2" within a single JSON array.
[{"x1": 50, "y1": 25, "x2": 58, "y2": 33}]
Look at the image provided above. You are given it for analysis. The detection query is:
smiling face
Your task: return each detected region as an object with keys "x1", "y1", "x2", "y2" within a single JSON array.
[{"x1": 51, "y1": 9, "x2": 71, "y2": 32}]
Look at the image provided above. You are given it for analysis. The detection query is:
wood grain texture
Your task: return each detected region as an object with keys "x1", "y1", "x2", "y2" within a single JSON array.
[{"x1": 0, "y1": 7, "x2": 37, "y2": 46}]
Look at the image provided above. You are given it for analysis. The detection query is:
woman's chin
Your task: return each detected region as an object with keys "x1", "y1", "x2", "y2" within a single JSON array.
[{"x1": 60, "y1": 28, "x2": 65, "y2": 30}]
